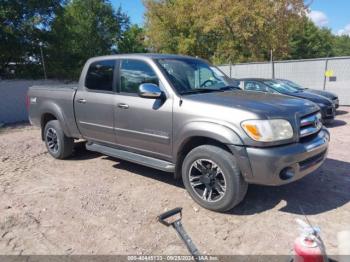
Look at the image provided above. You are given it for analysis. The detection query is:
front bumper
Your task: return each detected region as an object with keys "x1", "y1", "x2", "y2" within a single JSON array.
[{"x1": 230, "y1": 128, "x2": 329, "y2": 186}]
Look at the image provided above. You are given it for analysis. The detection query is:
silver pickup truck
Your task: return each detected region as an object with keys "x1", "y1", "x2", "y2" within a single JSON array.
[{"x1": 28, "y1": 54, "x2": 330, "y2": 212}]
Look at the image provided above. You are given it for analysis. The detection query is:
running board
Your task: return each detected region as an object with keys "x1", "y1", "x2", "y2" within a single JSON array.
[{"x1": 86, "y1": 142, "x2": 175, "y2": 172}]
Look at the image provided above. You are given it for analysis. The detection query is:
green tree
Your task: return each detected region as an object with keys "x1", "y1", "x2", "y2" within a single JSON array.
[
  {"x1": 333, "y1": 35, "x2": 350, "y2": 56},
  {"x1": 143, "y1": 0, "x2": 306, "y2": 64},
  {"x1": 0, "y1": 0, "x2": 63, "y2": 77},
  {"x1": 288, "y1": 19, "x2": 334, "y2": 59},
  {"x1": 48, "y1": 0, "x2": 130, "y2": 79},
  {"x1": 117, "y1": 24, "x2": 148, "y2": 53}
]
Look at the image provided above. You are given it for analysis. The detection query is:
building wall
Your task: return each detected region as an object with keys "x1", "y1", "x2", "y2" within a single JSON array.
[{"x1": 0, "y1": 80, "x2": 63, "y2": 124}]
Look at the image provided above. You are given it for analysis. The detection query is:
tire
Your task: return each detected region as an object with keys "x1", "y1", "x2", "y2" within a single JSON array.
[
  {"x1": 182, "y1": 145, "x2": 248, "y2": 212},
  {"x1": 44, "y1": 120, "x2": 74, "y2": 159}
]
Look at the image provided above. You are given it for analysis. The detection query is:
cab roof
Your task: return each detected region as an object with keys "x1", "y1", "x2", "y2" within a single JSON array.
[{"x1": 89, "y1": 53, "x2": 199, "y2": 60}]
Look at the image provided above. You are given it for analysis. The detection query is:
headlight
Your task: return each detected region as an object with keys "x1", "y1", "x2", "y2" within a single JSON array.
[{"x1": 241, "y1": 119, "x2": 293, "y2": 142}]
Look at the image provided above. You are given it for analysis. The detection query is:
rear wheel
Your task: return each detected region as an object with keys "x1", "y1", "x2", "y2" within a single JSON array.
[
  {"x1": 44, "y1": 120, "x2": 74, "y2": 159},
  {"x1": 182, "y1": 145, "x2": 248, "y2": 212}
]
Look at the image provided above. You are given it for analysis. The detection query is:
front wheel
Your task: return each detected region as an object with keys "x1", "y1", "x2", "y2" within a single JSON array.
[
  {"x1": 44, "y1": 120, "x2": 74, "y2": 159},
  {"x1": 182, "y1": 145, "x2": 248, "y2": 212}
]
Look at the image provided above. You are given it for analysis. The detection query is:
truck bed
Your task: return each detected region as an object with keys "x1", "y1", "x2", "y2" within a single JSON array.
[{"x1": 28, "y1": 84, "x2": 81, "y2": 138}]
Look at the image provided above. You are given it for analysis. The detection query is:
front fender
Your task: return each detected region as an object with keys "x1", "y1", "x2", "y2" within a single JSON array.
[
  {"x1": 174, "y1": 121, "x2": 243, "y2": 156},
  {"x1": 173, "y1": 121, "x2": 253, "y2": 180}
]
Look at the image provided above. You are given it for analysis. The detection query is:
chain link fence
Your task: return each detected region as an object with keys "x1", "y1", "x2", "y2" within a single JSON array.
[{"x1": 218, "y1": 56, "x2": 350, "y2": 105}]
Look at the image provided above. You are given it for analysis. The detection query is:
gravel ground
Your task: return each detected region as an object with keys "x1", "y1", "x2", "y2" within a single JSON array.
[{"x1": 0, "y1": 108, "x2": 349, "y2": 256}]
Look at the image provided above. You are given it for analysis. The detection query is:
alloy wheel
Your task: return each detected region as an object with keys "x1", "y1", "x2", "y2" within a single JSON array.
[
  {"x1": 188, "y1": 159, "x2": 227, "y2": 202},
  {"x1": 46, "y1": 127, "x2": 59, "y2": 154}
]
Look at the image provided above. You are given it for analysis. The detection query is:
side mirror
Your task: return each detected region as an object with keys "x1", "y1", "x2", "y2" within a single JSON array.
[{"x1": 138, "y1": 83, "x2": 162, "y2": 99}]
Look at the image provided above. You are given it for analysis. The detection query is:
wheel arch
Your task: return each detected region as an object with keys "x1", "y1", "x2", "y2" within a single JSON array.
[
  {"x1": 41, "y1": 113, "x2": 57, "y2": 140},
  {"x1": 40, "y1": 102, "x2": 71, "y2": 140},
  {"x1": 173, "y1": 122, "x2": 245, "y2": 179},
  {"x1": 174, "y1": 136, "x2": 241, "y2": 179}
]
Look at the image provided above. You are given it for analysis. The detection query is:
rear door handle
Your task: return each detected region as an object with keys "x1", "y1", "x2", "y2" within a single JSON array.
[
  {"x1": 117, "y1": 103, "x2": 129, "y2": 109},
  {"x1": 77, "y1": 99, "x2": 87, "y2": 104}
]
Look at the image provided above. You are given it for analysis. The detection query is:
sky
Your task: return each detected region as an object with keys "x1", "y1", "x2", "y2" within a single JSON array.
[
  {"x1": 307, "y1": 0, "x2": 350, "y2": 35},
  {"x1": 111, "y1": 0, "x2": 350, "y2": 36},
  {"x1": 111, "y1": 0, "x2": 145, "y2": 25}
]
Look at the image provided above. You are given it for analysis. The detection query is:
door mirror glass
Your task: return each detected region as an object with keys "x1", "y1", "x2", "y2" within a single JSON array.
[{"x1": 138, "y1": 83, "x2": 162, "y2": 99}]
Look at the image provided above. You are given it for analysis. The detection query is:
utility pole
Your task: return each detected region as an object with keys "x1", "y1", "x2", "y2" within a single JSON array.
[
  {"x1": 270, "y1": 49, "x2": 275, "y2": 79},
  {"x1": 39, "y1": 42, "x2": 47, "y2": 80},
  {"x1": 323, "y1": 58, "x2": 329, "y2": 91}
]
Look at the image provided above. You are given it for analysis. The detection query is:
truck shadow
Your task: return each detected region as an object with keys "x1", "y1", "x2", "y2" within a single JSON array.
[
  {"x1": 230, "y1": 158, "x2": 350, "y2": 215},
  {"x1": 324, "y1": 119, "x2": 347, "y2": 128},
  {"x1": 106, "y1": 156, "x2": 184, "y2": 188},
  {"x1": 105, "y1": 155, "x2": 349, "y2": 215},
  {"x1": 68, "y1": 141, "x2": 101, "y2": 160},
  {"x1": 336, "y1": 109, "x2": 348, "y2": 116}
]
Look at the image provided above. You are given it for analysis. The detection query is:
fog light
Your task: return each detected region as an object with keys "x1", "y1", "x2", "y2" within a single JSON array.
[{"x1": 279, "y1": 167, "x2": 295, "y2": 180}]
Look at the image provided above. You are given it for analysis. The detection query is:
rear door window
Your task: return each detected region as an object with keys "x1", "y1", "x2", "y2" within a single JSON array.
[{"x1": 85, "y1": 60, "x2": 116, "y2": 92}]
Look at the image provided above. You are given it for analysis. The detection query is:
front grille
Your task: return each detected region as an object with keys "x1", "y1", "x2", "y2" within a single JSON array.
[{"x1": 300, "y1": 112, "x2": 322, "y2": 138}]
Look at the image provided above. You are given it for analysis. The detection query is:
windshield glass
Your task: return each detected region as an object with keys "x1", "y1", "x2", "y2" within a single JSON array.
[
  {"x1": 280, "y1": 79, "x2": 305, "y2": 90},
  {"x1": 157, "y1": 58, "x2": 236, "y2": 94},
  {"x1": 263, "y1": 80, "x2": 300, "y2": 93}
]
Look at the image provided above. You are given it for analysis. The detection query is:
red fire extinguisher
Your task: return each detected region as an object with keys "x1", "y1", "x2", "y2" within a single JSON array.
[{"x1": 293, "y1": 218, "x2": 328, "y2": 262}]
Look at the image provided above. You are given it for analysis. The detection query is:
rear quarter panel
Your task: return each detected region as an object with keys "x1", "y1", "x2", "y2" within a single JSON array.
[{"x1": 28, "y1": 85, "x2": 81, "y2": 138}]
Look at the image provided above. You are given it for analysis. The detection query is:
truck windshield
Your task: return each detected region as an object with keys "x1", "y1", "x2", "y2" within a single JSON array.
[{"x1": 157, "y1": 58, "x2": 236, "y2": 95}]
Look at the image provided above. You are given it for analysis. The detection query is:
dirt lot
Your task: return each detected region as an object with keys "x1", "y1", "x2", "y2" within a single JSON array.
[{"x1": 0, "y1": 108, "x2": 349, "y2": 256}]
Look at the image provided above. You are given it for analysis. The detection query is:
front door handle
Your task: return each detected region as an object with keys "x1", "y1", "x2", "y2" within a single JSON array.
[
  {"x1": 117, "y1": 103, "x2": 129, "y2": 109},
  {"x1": 77, "y1": 98, "x2": 87, "y2": 104}
]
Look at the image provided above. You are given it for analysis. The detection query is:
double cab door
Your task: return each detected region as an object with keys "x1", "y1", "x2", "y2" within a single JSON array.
[{"x1": 74, "y1": 58, "x2": 173, "y2": 160}]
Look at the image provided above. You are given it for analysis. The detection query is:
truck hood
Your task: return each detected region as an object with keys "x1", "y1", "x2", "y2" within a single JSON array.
[{"x1": 182, "y1": 90, "x2": 320, "y2": 119}]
